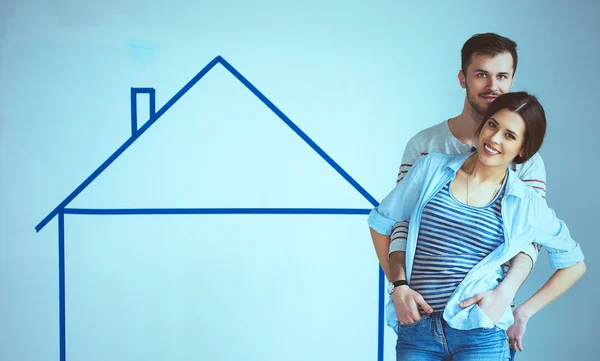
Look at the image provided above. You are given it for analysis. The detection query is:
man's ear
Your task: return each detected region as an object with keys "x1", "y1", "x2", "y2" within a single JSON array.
[{"x1": 458, "y1": 70, "x2": 467, "y2": 89}]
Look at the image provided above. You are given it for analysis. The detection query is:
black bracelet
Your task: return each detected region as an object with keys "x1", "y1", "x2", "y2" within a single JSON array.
[{"x1": 392, "y1": 280, "x2": 408, "y2": 287}]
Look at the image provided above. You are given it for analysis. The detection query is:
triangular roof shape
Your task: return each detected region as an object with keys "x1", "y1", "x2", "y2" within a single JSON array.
[{"x1": 36, "y1": 56, "x2": 378, "y2": 232}]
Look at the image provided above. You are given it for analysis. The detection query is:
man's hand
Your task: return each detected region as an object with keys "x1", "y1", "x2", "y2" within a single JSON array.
[
  {"x1": 507, "y1": 309, "x2": 530, "y2": 352},
  {"x1": 391, "y1": 285, "x2": 433, "y2": 324},
  {"x1": 458, "y1": 288, "x2": 513, "y2": 325}
]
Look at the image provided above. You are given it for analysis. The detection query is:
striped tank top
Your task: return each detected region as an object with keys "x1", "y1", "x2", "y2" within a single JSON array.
[{"x1": 410, "y1": 180, "x2": 506, "y2": 312}]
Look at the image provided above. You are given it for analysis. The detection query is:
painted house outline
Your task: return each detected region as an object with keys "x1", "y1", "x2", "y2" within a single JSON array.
[{"x1": 35, "y1": 56, "x2": 387, "y2": 361}]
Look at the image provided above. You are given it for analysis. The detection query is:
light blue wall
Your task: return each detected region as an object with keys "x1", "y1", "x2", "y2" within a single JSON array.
[{"x1": 1, "y1": 1, "x2": 598, "y2": 360}]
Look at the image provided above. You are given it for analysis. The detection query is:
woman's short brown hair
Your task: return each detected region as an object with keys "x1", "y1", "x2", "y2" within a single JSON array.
[{"x1": 477, "y1": 91, "x2": 547, "y2": 164}]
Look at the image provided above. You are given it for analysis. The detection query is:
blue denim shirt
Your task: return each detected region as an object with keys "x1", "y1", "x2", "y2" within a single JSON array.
[{"x1": 368, "y1": 152, "x2": 584, "y2": 331}]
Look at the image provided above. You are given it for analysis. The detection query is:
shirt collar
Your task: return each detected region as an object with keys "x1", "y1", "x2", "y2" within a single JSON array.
[{"x1": 443, "y1": 152, "x2": 526, "y2": 200}]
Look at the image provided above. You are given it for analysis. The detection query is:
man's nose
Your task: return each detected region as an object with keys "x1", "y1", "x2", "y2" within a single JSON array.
[{"x1": 486, "y1": 76, "x2": 500, "y2": 93}]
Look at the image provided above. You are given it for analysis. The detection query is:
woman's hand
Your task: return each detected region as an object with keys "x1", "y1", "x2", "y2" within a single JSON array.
[
  {"x1": 507, "y1": 309, "x2": 530, "y2": 352},
  {"x1": 459, "y1": 288, "x2": 513, "y2": 325}
]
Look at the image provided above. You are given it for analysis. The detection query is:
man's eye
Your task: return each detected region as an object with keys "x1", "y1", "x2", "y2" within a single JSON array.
[
  {"x1": 477, "y1": 73, "x2": 486, "y2": 78},
  {"x1": 498, "y1": 75, "x2": 508, "y2": 80}
]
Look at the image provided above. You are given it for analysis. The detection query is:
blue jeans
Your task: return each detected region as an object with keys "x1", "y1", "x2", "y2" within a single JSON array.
[
  {"x1": 509, "y1": 348, "x2": 516, "y2": 361},
  {"x1": 396, "y1": 312, "x2": 509, "y2": 361}
]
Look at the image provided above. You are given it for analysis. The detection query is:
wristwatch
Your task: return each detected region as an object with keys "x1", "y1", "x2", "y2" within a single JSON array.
[{"x1": 387, "y1": 280, "x2": 408, "y2": 295}]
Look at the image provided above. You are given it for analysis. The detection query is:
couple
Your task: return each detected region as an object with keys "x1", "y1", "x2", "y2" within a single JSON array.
[{"x1": 368, "y1": 33, "x2": 586, "y2": 361}]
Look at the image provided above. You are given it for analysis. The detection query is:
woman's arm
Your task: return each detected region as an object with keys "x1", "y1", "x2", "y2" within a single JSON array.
[
  {"x1": 508, "y1": 261, "x2": 586, "y2": 351},
  {"x1": 506, "y1": 192, "x2": 586, "y2": 351},
  {"x1": 458, "y1": 252, "x2": 533, "y2": 324}
]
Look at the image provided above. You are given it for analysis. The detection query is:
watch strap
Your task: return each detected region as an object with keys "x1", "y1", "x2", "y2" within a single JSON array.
[{"x1": 392, "y1": 280, "x2": 408, "y2": 288}]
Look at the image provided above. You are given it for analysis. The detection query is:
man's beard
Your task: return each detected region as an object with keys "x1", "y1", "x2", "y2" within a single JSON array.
[{"x1": 466, "y1": 84, "x2": 489, "y2": 117}]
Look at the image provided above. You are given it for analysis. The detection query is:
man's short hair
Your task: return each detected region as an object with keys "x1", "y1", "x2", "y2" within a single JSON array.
[{"x1": 461, "y1": 33, "x2": 518, "y2": 77}]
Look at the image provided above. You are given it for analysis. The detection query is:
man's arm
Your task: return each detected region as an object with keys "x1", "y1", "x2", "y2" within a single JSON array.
[
  {"x1": 367, "y1": 152, "x2": 434, "y2": 324},
  {"x1": 374, "y1": 220, "x2": 409, "y2": 281},
  {"x1": 388, "y1": 250, "x2": 433, "y2": 323},
  {"x1": 370, "y1": 209, "x2": 431, "y2": 325},
  {"x1": 372, "y1": 230, "x2": 391, "y2": 282},
  {"x1": 370, "y1": 230, "x2": 405, "y2": 283},
  {"x1": 372, "y1": 138, "x2": 420, "y2": 281}
]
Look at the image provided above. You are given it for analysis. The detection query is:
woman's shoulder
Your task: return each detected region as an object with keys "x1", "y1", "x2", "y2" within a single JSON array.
[
  {"x1": 505, "y1": 171, "x2": 546, "y2": 214},
  {"x1": 408, "y1": 152, "x2": 467, "y2": 181}
]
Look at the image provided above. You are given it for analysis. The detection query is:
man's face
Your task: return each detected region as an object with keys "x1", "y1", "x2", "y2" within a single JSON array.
[{"x1": 459, "y1": 52, "x2": 515, "y2": 117}]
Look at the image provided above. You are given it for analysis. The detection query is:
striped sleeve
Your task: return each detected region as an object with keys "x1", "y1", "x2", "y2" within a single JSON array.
[
  {"x1": 518, "y1": 153, "x2": 547, "y2": 199},
  {"x1": 389, "y1": 221, "x2": 409, "y2": 254}
]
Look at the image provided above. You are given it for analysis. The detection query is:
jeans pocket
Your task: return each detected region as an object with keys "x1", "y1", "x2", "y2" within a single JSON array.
[
  {"x1": 474, "y1": 324, "x2": 505, "y2": 332},
  {"x1": 473, "y1": 303, "x2": 497, "y2": 328},
  {"x1": 397, "y1": 313, "x2": 428, "y2": 329}
]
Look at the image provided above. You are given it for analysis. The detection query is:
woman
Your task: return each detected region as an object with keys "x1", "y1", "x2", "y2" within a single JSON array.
[{"x1": 368, "y1": 91, "x2": 585, "y2": 360}]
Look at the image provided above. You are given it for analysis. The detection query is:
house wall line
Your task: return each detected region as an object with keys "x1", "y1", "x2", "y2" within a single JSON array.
[
  {"x1": 62, "y1": 208, "x2": 372, "y2": 215},
  {"x1": 58, "y1": 210, "x2": 66, "y2": 361}
]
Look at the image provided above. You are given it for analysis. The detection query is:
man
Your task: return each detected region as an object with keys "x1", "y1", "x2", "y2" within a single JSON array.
[{"x1": 372, "y1": 33, "x2": 546, "y2": 359}]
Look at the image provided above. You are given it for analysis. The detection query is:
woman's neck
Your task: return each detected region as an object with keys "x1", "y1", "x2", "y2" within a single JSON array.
[{"x1": 465, "y1": 154, "x2": 507, "y2": 185}]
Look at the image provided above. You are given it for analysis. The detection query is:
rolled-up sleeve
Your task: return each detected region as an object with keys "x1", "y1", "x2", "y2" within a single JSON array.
[
  {"x1": 368, "y1": 209, "x2": 396, "y2": 235},
  {"x1": 367, "y1": 156, "x2": 426, "y2": 236},
  {"x1": 533, "y1": 195, "x2": 585, "y2": 269},
  {"x1": 547, "y1": 242, "x2": 584, "y2": 269}
]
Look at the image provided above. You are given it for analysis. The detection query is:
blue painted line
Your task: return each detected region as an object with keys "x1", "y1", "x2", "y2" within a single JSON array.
[
  {"x1": 32, "y1": 54, "x2": 390, "y2": 360},
  {"x1": 216, "y1": 57, "x2": 379, "y2": 209},
  {"x1": 149, "y1": 89, "x2": 156, "y2": 121},
  {"x1": 138, "y1": 57, "x2": 220, "y2": 134},
  {"x1": 35, "y1": 54, "x2": 386, "y2": 359},
  {"x1": 35, "y1": 58, "x2": 221, "y2": 232},
  {"x1": 130, "y1": 88, "x2": 137, "y2": 136},
  {"x1": 35, "y1": 55, "x2": 378, "y2": 232},
  {"x1": 58, "y1": 211, "x2": 66, "y2": 361},
  {"x1": 131, "y1": 88, "x2": 157, "y2": 136},
  {"x1": 133, "y1": 87, "x2": 155, "y2": 93},
  {"x1": 63, "y1": 208, "x2": 371, "y2": 215},
  {"x1": 378, "y1": 267, "x2": 384, "y2": 361}
]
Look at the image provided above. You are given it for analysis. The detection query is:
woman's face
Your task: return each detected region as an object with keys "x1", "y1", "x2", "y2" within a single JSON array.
[{"x1": 477, "y1": 108, "x2": 526, "y2": 169}]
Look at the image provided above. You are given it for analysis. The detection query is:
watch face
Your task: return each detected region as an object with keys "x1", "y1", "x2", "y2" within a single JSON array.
[{"x1": 387, "y1": 282, "x2": 394, "y2": 295}]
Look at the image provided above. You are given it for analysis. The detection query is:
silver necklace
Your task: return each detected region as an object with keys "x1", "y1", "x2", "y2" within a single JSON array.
[{"x1": 466, "y1": 161, "x2": 502, "y2": 206}]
